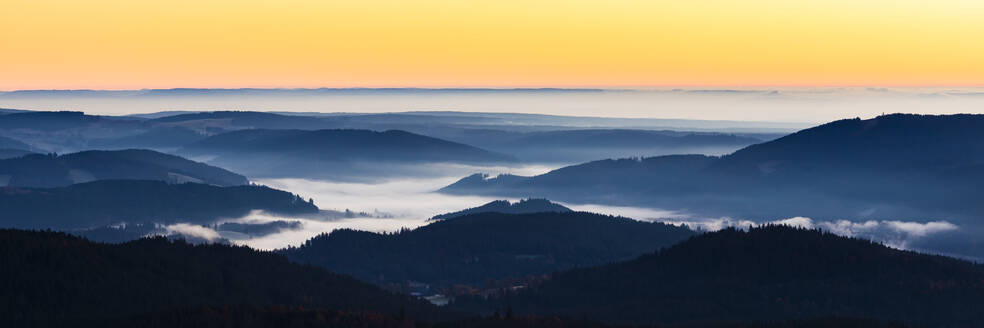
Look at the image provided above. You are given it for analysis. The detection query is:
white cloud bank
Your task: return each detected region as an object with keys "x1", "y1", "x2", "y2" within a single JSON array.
[{"x1": 165, "y1": 223, "x2": 223, "y2": 242}]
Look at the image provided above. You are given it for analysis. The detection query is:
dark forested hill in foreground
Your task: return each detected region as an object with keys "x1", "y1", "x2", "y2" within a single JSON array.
[
  {"x1": 0, "y1": 229, "x2": 445, "y2": 326},
  {"x1": 431, "y1": 199, "x2": 571, "y2": 220},
  {"x1": 0, "y1": 229, "x2": 920, "y2": 328},
  {"x1": 105, "y1": 305, "x2": 908, "y2": 328},
  {"x1": 281, "y1": 212, "x2": 695, "y2": 289},
  {"x1": 441, "y1": 114, "x2": 984, "y2": 224},
  {"x1": 0, "y1": 180, "x2": 316, "y2": 229},
  {"x1": 0, "y1": 149, "x2": 248, "y2": 188},
  {"x1": 462, "y1": 226, "x2": 984, "y2": 327}
]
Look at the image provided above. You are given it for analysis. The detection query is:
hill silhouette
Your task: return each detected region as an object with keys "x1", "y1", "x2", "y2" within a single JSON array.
[
  {"x1": 281, "y1": 211, "x2": 695, "y2": 289},
  {"x1": 0, "y1": 149, "x2": 248, "y2": 188},
  {"x1": 0, "y1": 148, "x2": 34, "y2": 160},
  {"x1": 442, "y1": 114, "x2": 984, "y2": 224},
  {"x1": 0, "y1": 229, "x2": 443, "y2": 326},
  {"x1": 184, "y1": 128, "x2": 514, "y2": 163},
  {"x1": 0, "y1": 135, "x2": 32, "y2": 150},
  {"x1": 89, "y1": 127, "x2": 208, "y2": 150},
  {"x1": 181, "y1": 128, "x2": 516, "y2": 179},
  {"x1": 431, "y1": 199, "x2": 571, "y2": 220},
  {"x1": 0, "y1": 111, "x2": 99, "y2": 131},
  {"x1": 467, "y1": 129, "x2": 767, "y2": 163},
  {"x1": 150, "y1": 110, "x2": 339, "y2": 130},
  {"x1": 462, "y1": 226, "x2": 984, "y2": 327},
  {"x1": 0, "y1": 180, "x2": 317, "y2": 229},
  {"x1": 105, "y1": 306, "x2": 907, "y2": 328}
]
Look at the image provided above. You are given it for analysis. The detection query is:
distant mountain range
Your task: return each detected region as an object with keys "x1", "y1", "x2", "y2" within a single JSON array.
[
  {"x1": 442, "y1": 114, "x2": 984, "y2": 224},
  {"x1": 0, "y1": 180, "x2": 316, "y2": 229},
  {"x1": 0, "y1": 149, "x2": 248, "y2": 188},
  {"x1": 0, "y1": 229, "x2": 443, "y2": 326},
  {"x1": 461, "y1": 226, "x2": 984, "y2": 327},
  {"x1": 281, "y1": 211, "x2": 695, "y2": 288},
  {"x1": 0, "y1": 109, "x2": 795, "y2": 162},
  {"x1": 431, "y1": 199, "x2": 571, "y2": 221}
]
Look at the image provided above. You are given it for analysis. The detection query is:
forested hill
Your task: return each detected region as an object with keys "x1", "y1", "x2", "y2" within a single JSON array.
[
  {"x1": 0, "y1": 149, "x2": 248, "y2": 188},
  {"x1": 466, "y1": 226, "x2": 984, "y2": 327},
  {"x1": 430, "y1": 199, "x2": 571, "y2": 220},
  {"x1": 105, "y1": 306, "x2": 908, "y2": 328},
  {"x1": 182, "y1": 128, "x2": 515, "y2": 163},
  {"x1": 281, "y1": 211, "x2": 695, "y2": 288},
  {"x1": 0, "y1": 229, "x2": 445, "y2": 326},
  {"x1": 0, "y1": 180, "x2": 317, "y2": 229},
  {"x1": 440, "y1": 114, "x2": 984, "y2": 225}
]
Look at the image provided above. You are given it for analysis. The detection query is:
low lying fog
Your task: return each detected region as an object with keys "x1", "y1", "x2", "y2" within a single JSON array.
[
  {"x1": 166, "y1": 162, "x2": 961, "y2": 255},
  {"x1": 195, "y1": 164, "x2": 685, "y2": 250}
]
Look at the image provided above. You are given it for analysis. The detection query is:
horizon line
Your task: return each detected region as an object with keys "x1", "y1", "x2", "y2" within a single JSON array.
[{"x1": 4, "y1": 85, "x2": 984, "y2": 93}]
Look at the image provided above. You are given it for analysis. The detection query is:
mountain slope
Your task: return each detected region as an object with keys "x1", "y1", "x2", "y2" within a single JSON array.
[
  {"x1": 0, "y1": 148, "x2": 34, "y2": 160},
  {"x1": 89, "y1": 127, "x2": 208, "y2": 150},
  {"x1": 151, "y1": 110, "x2": 339, "y2": 130},
  {"x1": 281, "y1": 211, "x2": 695, "y2": 288},
  {"x1": 0, "y1": 135, "x2": 33, "y2": 150},
  {"x1": 0, "y1": 180, "x2": 317, "y2": 229},
  {"x1": 0, "y1": 149, "x2": 248, "y2": 188},
  {"x1": 475, "y1": 129, "x2": 766, "y2": 162},
  {"x1": 0, "y1": 229, "x2": 443, "y2": 326},
  {"x1": 466, "y1": 226, "x2": 984, "y2": 327},
  {"x1": 431, "y1": 199, "x2": 571, "y2": 220},
  {"x1": 441, "y1": 114, "x2": 984, "y2": 222},
  {"x1": 184, "y1": 128, "x2": 514, "y2": 162},
  {"x1": 181, "y1": 128, "x2": 516, "y2": 179}
]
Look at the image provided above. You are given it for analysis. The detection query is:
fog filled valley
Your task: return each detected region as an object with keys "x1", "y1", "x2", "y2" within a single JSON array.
[{"x1": 4, "y1": 90, "x2": 984, "y2": 327}]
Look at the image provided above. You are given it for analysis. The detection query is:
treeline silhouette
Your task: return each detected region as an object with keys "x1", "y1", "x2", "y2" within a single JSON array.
[
  {"x1": 0, "y1": 229, "x2": 444, "y2": 326},
  {"x1": 99, "y1": 305, "x2": 907, "y2": 328},
  {"x1": 0, "y1": 180, "x2": 317, "y2": 229},
  {"x1": 460, "y1": 226, "x2": 984, "y2": 327},
  {"x1": 281, "y1": 211, "x2": 695, "y2": 288}
]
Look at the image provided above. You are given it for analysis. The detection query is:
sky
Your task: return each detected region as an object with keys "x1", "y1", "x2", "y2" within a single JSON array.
[{"x1": 2, "y1": 0, "x2": 984, "y2": 90}]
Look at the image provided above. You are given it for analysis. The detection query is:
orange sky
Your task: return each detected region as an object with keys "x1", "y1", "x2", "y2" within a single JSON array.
[{"x1": 2, "y1": 0, "x2": 983, "y2": 90}]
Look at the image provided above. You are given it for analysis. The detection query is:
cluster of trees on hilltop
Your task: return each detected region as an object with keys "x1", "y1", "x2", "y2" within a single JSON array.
[
  {"x1": 430, "y1": 199, "x2": 572, "y2": 221},
  {"x1": 459, "y1": 226, "x2": 984, "y2": 327},
  {"x1": 0, "y1": 229, "x2": 444, "y2": 326},
  {"x1": 0, "y1": 180, "x2": 317, "y2": 229},
  {"x1": 281, "y1": 211, "x2": 695, "y2": 288}
]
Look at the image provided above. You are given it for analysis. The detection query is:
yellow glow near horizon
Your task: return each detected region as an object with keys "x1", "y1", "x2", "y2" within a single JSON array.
[{"x1": 1, "y1": 0, "x2": 983, "y2": 90}]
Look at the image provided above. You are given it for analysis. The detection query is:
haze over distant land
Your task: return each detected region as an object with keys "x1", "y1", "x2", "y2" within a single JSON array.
[{"x1": 3, "y1": 87, "x2": 984, "y2": 122}]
